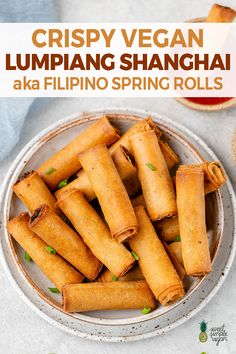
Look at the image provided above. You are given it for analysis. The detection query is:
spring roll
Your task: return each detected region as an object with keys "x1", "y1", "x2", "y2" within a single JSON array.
[
  {"x1": 169, "y1": 241, "x2": 183, "y2": 267},
  {"x1": 112, "y1": 145, "x2": 136, "y2": 179},
  {"x1": 13, "y1": 171, "x2": 61, "y2": 216},
  {"x1": 158, "y1": 140, "x2": 179, "y2": 170},
  {"x1": 202, "y1": 161, "x2": 226, "y2": 194},
  {"x1": 129, "y1": 206, "x2": 184, "y2": 306},
  {"x1": 112, "y1": 146, "x2": 141, "y2": 196},
  {"x1": 173, "y1": 162, "x2": 226, "y2": 194},
  {"x1": 163, "y1": 242, "x2": 185, "y2": 280},
  {"x1": 56, "y1": 189, "x2": 135, "y2": 277},
  {"x1": 157, "y1": 217, "x2": 180, "y2": 242},
  {"x1": 55, "y1": 119, "x2": 177, "y2": 199},
  {"x1": 130, "y1": 130, "x2": 177, "y2": 221},
  {"x1": 206, "y1": 3, "x2": 236, "y2": 22},
  {"x1": 78, "y1": 144, "x2": 138, "y2": 243},
  {"x1": 131, "y1": 195, "x2": 180, "y2": 243},
  {"x1": 147, "y1": 118, "x2": 179, "y2": 169},
  {"x1": 29, "y1": 205, "x2": 102, "y2": 279},
  {"x1": 122, "y1": 171, "x2": 141, "y2": 197},
  {"x1": 109, "y1": 118, "x2": 153, "y2": 155},
  {"x1": 37, "y1": 116, "x2": 120, "y2": 190},
  {"x1": 55, "y1": 145, "x2": 137, "y2": 200},
  {"x1": 62, "y1": 280, "x2": 156, "y2": 312},
  {"x1": 176, "y1": 165, "x2": 212, "y2": 276},
  {"x1": 159, "y1": 161, "x2": 226, "y2": 241},
  {"x1": 109, "y1": 117, "x2": 179, "y2": 169},
  {"x1": 131, "y1": 194, "x2": 146, "y2": 208},
  {"x1": 97, "y1": 266, "x2": 144, "y2": 282},
  {"x1": 7, "y1": 212, "x2": 84, "y2": 292}
]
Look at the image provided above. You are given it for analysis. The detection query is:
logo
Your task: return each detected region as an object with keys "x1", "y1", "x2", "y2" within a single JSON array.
[
  {"x1": 209, "y1": 324, "x2": 228, "y2": 346},
  {"x1": 199, "y1": 320, "x2": 208, "y2": 343},
  {"x1": 198, "y1": 321, "x2": 228, "y2": 347}
]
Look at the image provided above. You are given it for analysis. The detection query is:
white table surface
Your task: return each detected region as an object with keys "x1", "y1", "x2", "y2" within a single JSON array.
[{"x1": 1, "y1": 1, "x2": 236, "y2": 353}]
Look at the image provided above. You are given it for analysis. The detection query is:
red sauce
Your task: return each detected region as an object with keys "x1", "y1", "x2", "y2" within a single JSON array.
[{"x1": 186, "y1": 97, "x2": 233, "y2": 106}]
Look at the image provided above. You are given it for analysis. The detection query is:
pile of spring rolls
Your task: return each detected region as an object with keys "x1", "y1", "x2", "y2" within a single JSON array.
[{"x1": 7, "y1": 115, "x2": 227, "y2": 314}]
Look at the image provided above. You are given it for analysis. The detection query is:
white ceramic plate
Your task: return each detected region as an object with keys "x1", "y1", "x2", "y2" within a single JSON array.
[{"x1": 1, "y1": 108, "x2": 236, "y2": 342}]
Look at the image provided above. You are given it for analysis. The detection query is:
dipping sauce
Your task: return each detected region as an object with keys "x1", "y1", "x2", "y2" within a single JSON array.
[{"x1": 185, "y1": 97, "x2": 233, "y2": 106}]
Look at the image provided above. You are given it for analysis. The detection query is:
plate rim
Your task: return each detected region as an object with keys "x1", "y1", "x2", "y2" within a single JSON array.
[{"x1": 1, "y1": 107, "x2": 236, "y2": 342}]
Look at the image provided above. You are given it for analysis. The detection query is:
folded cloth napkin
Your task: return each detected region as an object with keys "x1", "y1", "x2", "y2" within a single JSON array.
[{"x1": 0, "y1": 0, "x2": 57, "y2": 161}]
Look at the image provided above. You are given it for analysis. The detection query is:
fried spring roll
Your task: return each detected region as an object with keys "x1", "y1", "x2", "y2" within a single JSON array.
[
  {"x1": 37, "y1": 116, "x2": 120, "y2": 190},
  {"x1": 13, "y1": 171, "x2": 61, "y2": 216},
  {"x1": 157, "y1": 217, "x2": 180, "y2": 242},
  {"x1": 7, "y1": 212, "x2": 84, "y2": 292},
  {"x1": 78, "y1": 144, "x2": 138, "y2": 243},
  {"x1": 172, "y1": 162, "x2": 226, "y2": 195},
  {"x1": 158, "y1": 140, "x2": 179, "y2": 170},
  {"x1": 202, "y1": 161, "x2": 226, "y2": 194},
  {"x1": 62, "y1": 280, "x2": 156, "y2": 312},
  {"x1": 129, "y1": 206, "x2": 184, "y2": 306},
  {"x1": 108, "y1": 118, "x2": 153, "y2": 155},
  {"x1": 131, "y1": 194, "x2": 146, "y2": 208},
  {"x1": 29, "y1": 205, "x2": 102, "y2": 279},
  {"x1": 130, "y1": 130, "x2": 177, "y2": 221},
  {"x1": 109, "y1": 117, "x2": 179, "y2": 169},
  {"x1": 163, "y1": 242, "x2": 185, "y2": 280},
  {"x1": 176, "y1": 165, "x2": 212, "y2": 276},
  {"x1": 206, "y1": 3, "x2": 236, "y2": 22},
  {"x1": 97, "y1": 266, "x2": 144, "y2": 282},
  {"x1": 169, "y1": 242, "x2": 183, "y2": 267},
  {"x1": 112, "y1": 146, "x2": 141, "y2": 196},
  {"x1": 55, "y1": 145, "x2": 137, "y2": 200},
  {"x1": 56, "y1": 189, "x2": 135, "y2": 277},
  {"x1": 147, "y1": 118, "x2": 179, "y2": 169},
  {"x1": 134, "y1": 161, "x2": 226, "y2": 241},
  {"x1": 131, "y1": 195, "x2": 180, "y2": 243},
  {"x1": 122, "y1": 171, "x2": 141, "y2": 197},
  {"x1": 112, "y1": 145, "x2": 136, "y2": 179},
  {"x1": 159, "y1": 161, "x2": 226, "y2": 241}
]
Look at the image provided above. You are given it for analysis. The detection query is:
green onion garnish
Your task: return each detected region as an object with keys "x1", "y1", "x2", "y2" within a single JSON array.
[
  {"x1": 174, "y1": 235, "x2": 181, "y2": 242},
  {"x1": 45, "y1": 167, "x2": 56, "y2": 175},
  {"x1": 48, "y1": 287, "x2": 59, "y2": 293},
  {"x1": 112, "y1": 275, "x2": 118, "y2": 281},
  {"x1": 45, "y1": 246, "x2": 57, "y2": 254},
  {"x1": 141, "y1": 307, "x2": 152, "y2": 314},
  {"x1": 131, "y1": 251, "x2": 139, "y2": 260},
  {"x1": 24, "y1": 251, "x2": 32, "y2": 263},
  {"x1": 146, "y1": 162, "x2": 157, "y2": 171},
  {"x1": 58, "y1": 179, "x2": 68, "y2": 189}
]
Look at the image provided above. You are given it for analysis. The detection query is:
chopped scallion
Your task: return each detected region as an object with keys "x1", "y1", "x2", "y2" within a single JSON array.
[
  {"x1": 24, "y1": 251, "x2": 32, "y2": 263},
  {"x1": 45, "y1": 246, "x2": 57, "y2": 254},
  {"x1": 131, "y1": 251, "x2": 139, "y2": 260},
  {"x1": 45, "y1": 167, "x2": 56, "y2": 175},
  {"x1": 58, "y1": 179, "x2": 68, "y2": 189},
  {"x1": 146, "y1": 162, "x2": 157, "y2": 171}
]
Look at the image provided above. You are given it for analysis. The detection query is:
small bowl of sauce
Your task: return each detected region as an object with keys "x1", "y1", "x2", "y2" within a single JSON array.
[
  {"x1": 176, "y1": 97, "x2": 236, "y2": 111},
  {"x1": 176, "y1": 10, "x2": 236, "y2": 111}
]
